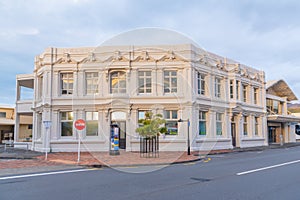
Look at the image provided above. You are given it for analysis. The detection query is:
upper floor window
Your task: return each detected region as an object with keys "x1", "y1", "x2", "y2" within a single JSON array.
[
  {"x1": 197, "y1": 73, "x2": 206, "y2": 95},
  {"x1": 165, "y1": 110, "x2": 178, "y2": 135},
  {"x1": 164, "y1": 71, "x2": 177, "y2": 93},
  {"x1": 61, "y1": 112, "x2": 73, "y2": 136},
  {"x1": 267, "y1": 99, "x2": 280, "y2": 114},
  {"x1": 61, "y1": 73, "x2": 73, "y2": 95},
  {"x1": 230, "y1": 80, "x2": 234, "y2": 99},
  {"x1": 86, "y1": 112, "x2": 98, "y2": 136},
  {"x1": 254, "y1": 87, "x2": 259, "y2": 104},
  {"x1": 236, "y1": 80, "x2": 240, "y2": 100},
  {"x1": 38, "y1": 76, "x2": 43, "y2": 99},
  {"x1": 110, "y1": 71, "x2": 126, "y2": 94},
  {"x1": 0, "y1": 112, "x2": 6, "y2": 118},
  {"x1": 214, "y1": 77, "x2": 221, "y2": 98},
  {"x1": 199, "y1": 111, "x2": 207, "y2": 135},
  {"x1": 86, "y1": 72, "x2": 99, "y2": 95},
  {"x1": 243, "y1": 116, "x2": 248, "y2": 136},
  {"x1": 138, "y1": 71, "x2": 152, "y2": 94},
  {"x1": 242, "y1": 84, "x2": 248, "y2": 102},
  {"x1": 216, "y1": 113, "x2": 223, "y2": 136}
]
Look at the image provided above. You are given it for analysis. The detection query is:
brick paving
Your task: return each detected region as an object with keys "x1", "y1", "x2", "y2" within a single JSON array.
[
  {"x1": 0, "y1": 159, "x2": 60, "y2": 169},
  {"x1": 38, "y1": 151, "x2": 202, "y2": 167}
]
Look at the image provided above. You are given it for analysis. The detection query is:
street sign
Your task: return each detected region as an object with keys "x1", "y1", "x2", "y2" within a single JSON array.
[{"x1": 74, "y1": 119, "x2": 86, "y2": 131}]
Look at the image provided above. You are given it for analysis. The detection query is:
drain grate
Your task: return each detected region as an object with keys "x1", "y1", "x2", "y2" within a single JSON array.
[{"x1": 190, "y1": 177, "x2": 211, "y2": 182}]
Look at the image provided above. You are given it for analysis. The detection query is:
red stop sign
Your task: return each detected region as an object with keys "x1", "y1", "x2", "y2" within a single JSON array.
[{"x1": 74, "y1": 119, "x2": 86, "y2": 131}]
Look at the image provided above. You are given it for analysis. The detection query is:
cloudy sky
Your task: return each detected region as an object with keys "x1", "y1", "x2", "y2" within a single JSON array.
[{"x1": 1, "y1": 0, "x2": 300, "y2": 106}]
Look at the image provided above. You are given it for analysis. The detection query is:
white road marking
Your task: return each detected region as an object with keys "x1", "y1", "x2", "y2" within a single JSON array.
[
  {"x1": 0, "y1": 168, "x2": 95, "y2": 181},
  {"x1": 237, "y1": 159, "x2": 300, "y2": 176}
]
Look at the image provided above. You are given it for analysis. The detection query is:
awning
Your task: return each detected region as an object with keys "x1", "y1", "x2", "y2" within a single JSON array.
[
  {"x1": 267, "y1": 115, "x2": 300, "y2": 123},
  {"x1": 266, "y1": 80, "x2": 298, "y2": 101}
]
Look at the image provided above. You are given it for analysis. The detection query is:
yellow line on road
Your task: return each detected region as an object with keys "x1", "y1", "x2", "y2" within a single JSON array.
[{"x1": 203, "y1": 158, "x2": 211, "y2": 163}]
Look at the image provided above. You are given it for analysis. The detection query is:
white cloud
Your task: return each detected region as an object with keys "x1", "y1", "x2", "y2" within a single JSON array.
[{"x1": 1, "y1": 0, "x2": 300, "y2": 104}]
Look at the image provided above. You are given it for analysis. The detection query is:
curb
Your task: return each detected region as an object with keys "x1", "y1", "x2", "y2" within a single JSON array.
[{"x1": 80, "y1": 157, "x2": 202, "y2": 169}]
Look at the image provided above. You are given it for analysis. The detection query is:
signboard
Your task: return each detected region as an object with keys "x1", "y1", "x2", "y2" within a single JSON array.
[
  {"x1": 74, "y1": 119, "x2": 86, "y2": 131},
  {"x1": 74, "y1": 119, "x2": 86, "y2": 163},
  {"x1": 43, "y1": 121, "x2": 52, "y2": 129},
  {"x1": 110, "y1": 124, "x2": 120, "y2": 155}
]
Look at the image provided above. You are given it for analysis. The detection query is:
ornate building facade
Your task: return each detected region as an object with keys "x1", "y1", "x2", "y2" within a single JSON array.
[{"x1": 15, "y1": 44, "x2": 267, "y2": 152}]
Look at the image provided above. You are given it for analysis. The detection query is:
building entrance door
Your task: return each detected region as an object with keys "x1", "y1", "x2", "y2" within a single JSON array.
[
  {"x1": 268, "y1": 127, "x2": 276, "y2": 143},
  {"x1": 111, "y1": 111, "x2": 127, "y2": 150},
  {"x1": 231, "y1": 123, "x2": 236, "y2": 147},
  {"x1": 111, "y1": 121, "x2": 126, "y2": 149}
]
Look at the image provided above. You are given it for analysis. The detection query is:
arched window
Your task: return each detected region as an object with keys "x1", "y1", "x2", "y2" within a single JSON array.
[{"x1": 110, "y1": 71, "x2": 126, "y2": 94}]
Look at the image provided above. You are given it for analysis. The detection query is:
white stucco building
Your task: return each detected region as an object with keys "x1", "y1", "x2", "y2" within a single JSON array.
[{"x1": 15, "y1": 43, "x2": 268, "y2": 152}]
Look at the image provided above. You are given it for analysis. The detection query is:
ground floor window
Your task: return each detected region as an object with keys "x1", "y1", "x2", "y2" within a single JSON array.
[
  {"x1": 243, "y1": 116, "x2": 248, "y2": 136},
  {"x1": 138, "y1": 110, "x2": 149, "y2": 127},
  {"x1": 86, "y1": 112, "x2": 98, "y2": 136},
  {"x1": 216, "y1": 113, "x2": 223, "y2": 136},
  {"x1": 165, "y1": 110, "x2": 178, "y2": 135},
  {"x1": 61, "y1": 112, "x2": 73, "y2": 136},
  {"x1": 255, "y1": 117, "x2": 259, "y2": 136},
  {"x1": 199, "y1": 111, "x2": 207, "y2": 135}
]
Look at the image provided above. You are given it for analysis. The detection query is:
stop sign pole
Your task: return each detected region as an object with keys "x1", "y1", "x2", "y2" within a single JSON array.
[{"x1": 74, "y1": 119, "x2": 86, "y2": 163}]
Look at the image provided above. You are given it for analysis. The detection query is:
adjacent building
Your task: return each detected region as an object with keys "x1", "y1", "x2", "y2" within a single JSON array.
[
  {"x1": 0, "y1": 105, "x2": 33, "y2": 144},
  {"x1": 15, "y1": 44, "x2": 268, "y2": 152},
  {"x1": 0, "y1": 106, "x2": 14, "y2": 143},
  {"x1": 266, "y1": 80, "x2": 300, "y2": 144}
]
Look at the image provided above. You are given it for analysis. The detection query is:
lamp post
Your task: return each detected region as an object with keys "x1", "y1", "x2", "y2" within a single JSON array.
[{"x1": 178, "y1": 118, "x2": 190, "y2": 155}]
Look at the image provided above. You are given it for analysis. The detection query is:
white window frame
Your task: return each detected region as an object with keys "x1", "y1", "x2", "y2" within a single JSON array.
[
  {"x1": 254, "y1": 117, "x2": 259, "y2": 136},
  {"x1": 138, "y1": 71, "x2": 152, "y2": 94},
  {"x1": 216, "y1": 113, "x2": 223, "y2": 136},
  {"x1": 230, "y1": 80, "x2": 234, "y2": 99},
  {"x1": 85, "y1": 72, "x2": 99, "y2": 95},
  {"x1": 243, "y1": 116, "x2": 248, "y2": 136},
  {"x1": 60, "y1": 73, "x2": 73, "y2": 95},
  {"x1": 254, "y1": 87, "x2": 259, "y2": 105},
  {"x1": 197, "y1": 73, "x2": 206, "y2": 95},
  {"x1": 164, "y1": 110, "x2": 178, "y2": 135},
  {"x1": 164, "y1": 71, "x2": 177, "y2": 94},
  {"x1": 214, "y1": 77, "x2": 222, "y2": 98},
  {"x1": 85, "y1": 111, "x2": 98, "y2": 136},
  {"x1": 242, "y1": 84, "x2": 248, "y2": 103},
  {"x1": 60, "y1": 111, "x2": 73, "y2": 137},
  {"x1": 110, "y1": 71, "x2": 126, "y2": 94},
  {"x1": 236, "y1": 80, "x2": 240, "y2": 100}
]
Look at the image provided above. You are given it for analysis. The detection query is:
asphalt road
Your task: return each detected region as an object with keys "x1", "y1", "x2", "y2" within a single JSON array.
[{"x1": 1, "y1": 146, "x2": 300, "y2": 200}]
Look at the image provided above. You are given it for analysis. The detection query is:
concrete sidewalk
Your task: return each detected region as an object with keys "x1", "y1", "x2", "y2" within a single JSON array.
[{"x1": 1, "y1": 143, "x2": 300, "y2": 169}]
